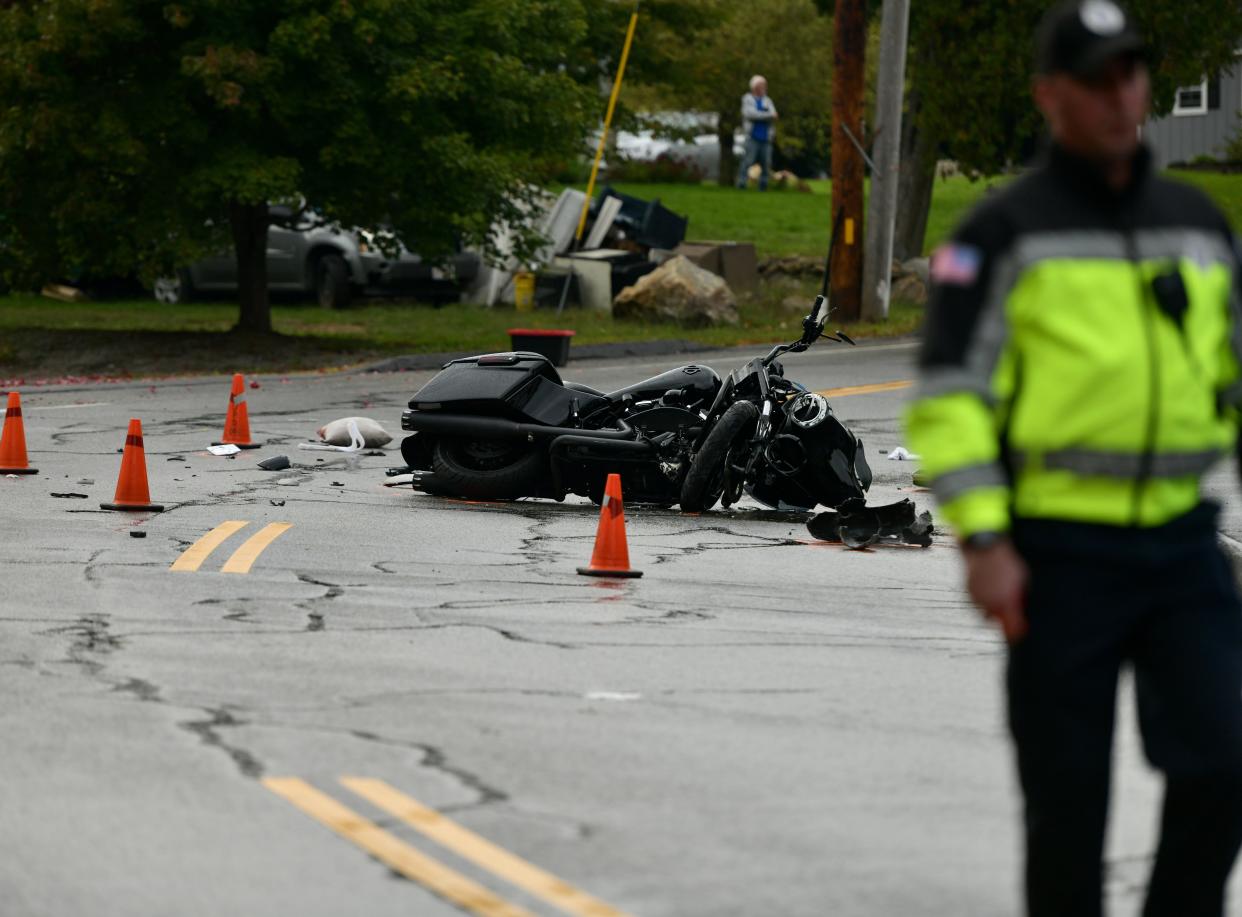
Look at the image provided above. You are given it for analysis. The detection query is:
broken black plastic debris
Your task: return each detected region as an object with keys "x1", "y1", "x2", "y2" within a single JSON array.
[
  {"x1": 807, "y1": 498, "x2": 934, "y2": 549},
  {"x1": 270, "y1": 499, "x2": 286, "y2": 506},
  {"x1": 166, "y1": 455, "x2": 186, "y2": 462},
  {"x1": 364, "y1": 450, "x2": 386, "y2": 456},
  {"x1": 331, "y1": 481, "x2": 344, "y2": 487},
  {"x1": 257, "y1": 454, "x2": 291, "y2": 471},
  {"x1": 130, "y1": 530, "x2": 147, "y2": 538},
  {"x1": 50, "y1": 492, "x2": 89, "y2": 499},
  {"x1": 386, "y1": 465, "x2": 413, "y2": 477}
]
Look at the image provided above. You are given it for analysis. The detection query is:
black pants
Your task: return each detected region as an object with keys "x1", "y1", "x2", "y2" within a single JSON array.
[{"x1": 1010, "y1": 504, "x2": 1242, "y2": 917}]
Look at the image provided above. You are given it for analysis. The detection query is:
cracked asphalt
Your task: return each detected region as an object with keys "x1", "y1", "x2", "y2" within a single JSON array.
[{"x1": 4, "y1": 339, "x2": 1242, "y2": 916}]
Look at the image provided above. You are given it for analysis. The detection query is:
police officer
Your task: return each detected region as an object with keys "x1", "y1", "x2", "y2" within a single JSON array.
[{"x1": 905, "y1": 1, "x2": 1242, "y2": 914}]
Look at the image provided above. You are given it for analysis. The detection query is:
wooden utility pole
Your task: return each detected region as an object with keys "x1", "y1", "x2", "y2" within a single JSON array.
[
  {"x1": 830, "y1": 0, "x2": 866, "y2": 321},
  {"x1": 862, "y1": 0, "x2": 910, "y2": 320}
]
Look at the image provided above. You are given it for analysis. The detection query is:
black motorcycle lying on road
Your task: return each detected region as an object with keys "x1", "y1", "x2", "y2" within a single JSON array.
[{"x1": 398, "y1": 299, "x2": 932, "y2": 547}]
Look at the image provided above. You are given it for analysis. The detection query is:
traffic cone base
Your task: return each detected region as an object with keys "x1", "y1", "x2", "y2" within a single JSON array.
[
  {"x1": 216, "y1": 373, "x2": 262, "y2": 448},
  {"x1": 577, "y1": 565, "x2": 643, "y2": 578},
  {"x1": 101, "y1": 418, "x2": 164, "y2": 513},
  {"x1": 100, "y1": 500, "x2": 165, "y2": 512},
  {"x1": 577, "y1": 473, "x2": 642, "y2": 578},
  {"x1": 0, "y1": 391, "x2": 38, "y2": 473}
]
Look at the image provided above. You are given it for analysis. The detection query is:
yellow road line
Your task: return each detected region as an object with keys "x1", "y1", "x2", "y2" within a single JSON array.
[
  {"x1": 817, "y1": 380, "x2": 912, "y2": 398},
  {"x1": 170, "y1": 520, "x2": 250, "y2": 572},
  {"x1": 221, "y1": 522, "x2": 293, "y2": 574},
  {"x1": 263, "y1": 778, "x2": 538, "y2": 917},
  {"x1": 342, "y1": 777, "x2": 633, "y2": 917}
]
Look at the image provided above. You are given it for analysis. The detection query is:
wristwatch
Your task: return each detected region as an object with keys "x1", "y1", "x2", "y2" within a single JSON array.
[{"x1": 963, "y1": 531, "x2": 1008, "y2": 551}]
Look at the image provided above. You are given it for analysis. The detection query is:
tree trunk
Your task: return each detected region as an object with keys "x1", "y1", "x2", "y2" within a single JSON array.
[
  {"x1": 893, "y1": 87, "x2": 936, "y2": 262},
  {"x1": 717, "y1": 115, "x2": 737, "y2": 188},
  {"x1": 231, "y1": 201, "x2": 271, "y2": 333}
]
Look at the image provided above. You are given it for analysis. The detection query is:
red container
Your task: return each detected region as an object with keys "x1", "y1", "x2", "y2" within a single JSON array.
[{"x1": 507, "y1": 328, "x2": 575, "y2": 367}]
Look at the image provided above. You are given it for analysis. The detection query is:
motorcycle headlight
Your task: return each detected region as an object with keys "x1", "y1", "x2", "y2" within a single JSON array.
[{"x1": 790, "y1": 392, "x2": 831, "y2": 429}]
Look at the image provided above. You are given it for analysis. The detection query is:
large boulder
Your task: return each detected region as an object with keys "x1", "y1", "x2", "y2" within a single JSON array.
[
  {"x1": 613, "y1": 255, "x2": 740, "y2": 327},
  {"x1": 891, "y1": 273, "x2": 928, "y2": 306}
]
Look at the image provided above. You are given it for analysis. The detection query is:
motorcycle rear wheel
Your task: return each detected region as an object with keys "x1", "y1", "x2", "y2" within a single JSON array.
[
  {"x1": 680, "y1": 401, "x2": 759, "y2": 512},
  {"x1": 431, "y1": 436, "x2": 543, "y2": 499}
]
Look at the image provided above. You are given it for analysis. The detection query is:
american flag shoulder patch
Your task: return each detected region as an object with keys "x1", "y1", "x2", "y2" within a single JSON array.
[{"x1": 930, "y1": 243, "x2": 983, "y2": 287}]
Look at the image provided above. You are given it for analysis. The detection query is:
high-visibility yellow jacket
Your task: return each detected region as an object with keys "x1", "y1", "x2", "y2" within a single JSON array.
[{"x1": 905, "y1": 144, "x2": 1242, "y2": 538}]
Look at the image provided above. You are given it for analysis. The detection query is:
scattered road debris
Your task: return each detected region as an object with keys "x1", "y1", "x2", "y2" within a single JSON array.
[
  {"x1": 257, "y1": 455, "x2": 291, "y2": 471},
  {"x1": 885, "y1": 446, "x2": 921, "y2": 461},
  {"x1": 808, "y1": 498, "x2": 934, "y2": 549},
  {"x1": 270, "y1": 499, "x2": 286, "y2": 506},
  {"x1": 208, "y1": 444, "x2": 241, "y2": 456},
  {"x1": 316, "y1": 416, "x2": 391, "y2": 448},
  {"x1": 129, "y1": 530, "x2": 147, "y2": 538},
  {"x1": 50, "y1": 492, "x2": 89, "y2": 499}
]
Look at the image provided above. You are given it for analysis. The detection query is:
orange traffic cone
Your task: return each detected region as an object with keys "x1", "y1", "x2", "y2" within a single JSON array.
[
  {"x1": 213, "y1": 373, "x2": 261, "y2": 448},
  {"x1": 577, "y1": 473, "x2": 642, "y2": 578},
  {"x1": 101, "y1": 419, "x2": 164, "y2": 512},
  {"x1": 0, "y1": 391, "x2": 38, "y2": 474}
]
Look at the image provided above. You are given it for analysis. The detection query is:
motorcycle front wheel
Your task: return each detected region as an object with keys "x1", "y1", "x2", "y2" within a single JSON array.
[
  {"x1": 430, "y1": 437, "x2": 544, "y2": 499},
  {"x1": 679, "y1": 401, "x2": 759, "y2": 512}
]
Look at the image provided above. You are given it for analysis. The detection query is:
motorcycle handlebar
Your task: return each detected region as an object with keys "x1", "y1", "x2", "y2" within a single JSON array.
[{"x1": 762, "y1": 341, "x2": 807, "y2": 367}]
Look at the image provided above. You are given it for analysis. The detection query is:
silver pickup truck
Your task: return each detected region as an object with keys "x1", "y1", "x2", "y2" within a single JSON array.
[{"x1": 153, "y1": 205, "x2": 479, "y2": 308}]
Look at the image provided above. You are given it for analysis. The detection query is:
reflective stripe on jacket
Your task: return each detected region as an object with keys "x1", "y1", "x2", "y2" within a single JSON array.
[{"x1": 905, "y1": 144, "x2": 1242, "y2": 538}]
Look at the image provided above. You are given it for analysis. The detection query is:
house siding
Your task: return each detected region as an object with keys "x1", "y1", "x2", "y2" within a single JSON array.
[{"x1": 1145, "y1": 63, "x2": 1242, "y2": 167}]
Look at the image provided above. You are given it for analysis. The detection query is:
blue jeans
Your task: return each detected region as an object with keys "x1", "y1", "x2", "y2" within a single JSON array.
[{"x1": 736, "y1": 137, "x2": 772, "y2": 190}]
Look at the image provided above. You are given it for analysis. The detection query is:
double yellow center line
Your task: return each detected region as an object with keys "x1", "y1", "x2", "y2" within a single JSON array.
[
  {"x1": 171, "y1": 521, "x2": 292, "y2": 573},
  {"x1": 816, "y1": 380, "x2": 912, "y2": 398},
  {"x1": 264, "y1": 777, "x2": 631, "y2": 917}
]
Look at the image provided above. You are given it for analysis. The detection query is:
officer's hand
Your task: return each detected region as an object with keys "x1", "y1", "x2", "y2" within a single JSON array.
[{"x1": 962, "y1": 539, "x2": 1029, "y2": 643}]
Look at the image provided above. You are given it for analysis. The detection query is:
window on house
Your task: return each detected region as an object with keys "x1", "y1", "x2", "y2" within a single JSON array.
[{"x1": 1173, "y1": 77, "x2": 1221, "y2": 115}]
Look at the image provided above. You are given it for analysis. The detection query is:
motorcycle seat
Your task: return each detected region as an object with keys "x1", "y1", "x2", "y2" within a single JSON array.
[{"x1": 564, "y1": 381, "x2": 606, "y2": 398}]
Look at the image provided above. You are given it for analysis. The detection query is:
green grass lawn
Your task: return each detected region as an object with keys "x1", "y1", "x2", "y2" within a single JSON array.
[
  {"x1": 593, "y1": 174, "x2": 1009, "y2": 258},
  {"x1": 599, "y1": 169, "x2": 1242, "y2": 258}
]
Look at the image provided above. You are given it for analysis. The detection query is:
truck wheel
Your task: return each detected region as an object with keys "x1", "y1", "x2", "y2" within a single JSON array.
[
  {"x1": 680, "y1": 401, "x2": 759, "y2": 512},
  {"x1": 431, "y1": 437, "x2": 544, "y2": 499},
  {"x1": 315, "y1": 253, "x2": 353, "y2": 309}
]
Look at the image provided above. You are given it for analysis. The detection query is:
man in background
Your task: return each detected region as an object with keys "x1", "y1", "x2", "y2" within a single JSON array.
[{"x1": 736, "y1": 74, "x2": 778, "y2": 190}]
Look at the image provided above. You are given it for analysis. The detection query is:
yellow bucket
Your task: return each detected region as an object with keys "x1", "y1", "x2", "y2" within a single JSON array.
[{"x1": 514, "y1": 271, "x2": 536, "y2": 312}]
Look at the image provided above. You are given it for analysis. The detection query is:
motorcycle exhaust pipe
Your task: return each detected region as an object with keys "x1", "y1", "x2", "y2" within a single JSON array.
[
  {"x1": 547, "y1": 434, "x2": 655, "y2": 498},
  {"x1": 548, "y1": 434, "x2": 655, "y2": 458},
  {"x1": 402, "y1": 411, "x2": 637, "y2": 442}
]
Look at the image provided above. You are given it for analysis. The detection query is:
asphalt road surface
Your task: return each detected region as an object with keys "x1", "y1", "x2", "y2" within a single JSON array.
[{"x1": 3, "y1": 338, "x2": 1241, "y2": 916}]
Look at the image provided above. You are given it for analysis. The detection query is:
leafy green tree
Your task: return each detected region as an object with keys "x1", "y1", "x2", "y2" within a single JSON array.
[
  {"x1": 636, "y1": 0, "x2": 834, "y2": 185},
  {"x1": 895, "y1": 0, "x2": 1242, "y2": 259},
  {"x1": 0, "y1": 0, "x2": 595, "y2": 331}
]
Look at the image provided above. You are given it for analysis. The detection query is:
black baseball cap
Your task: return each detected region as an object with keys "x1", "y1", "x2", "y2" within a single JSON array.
[{"x1": 1036, "y1": 0, "x2": 1147, "y2": 78}]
